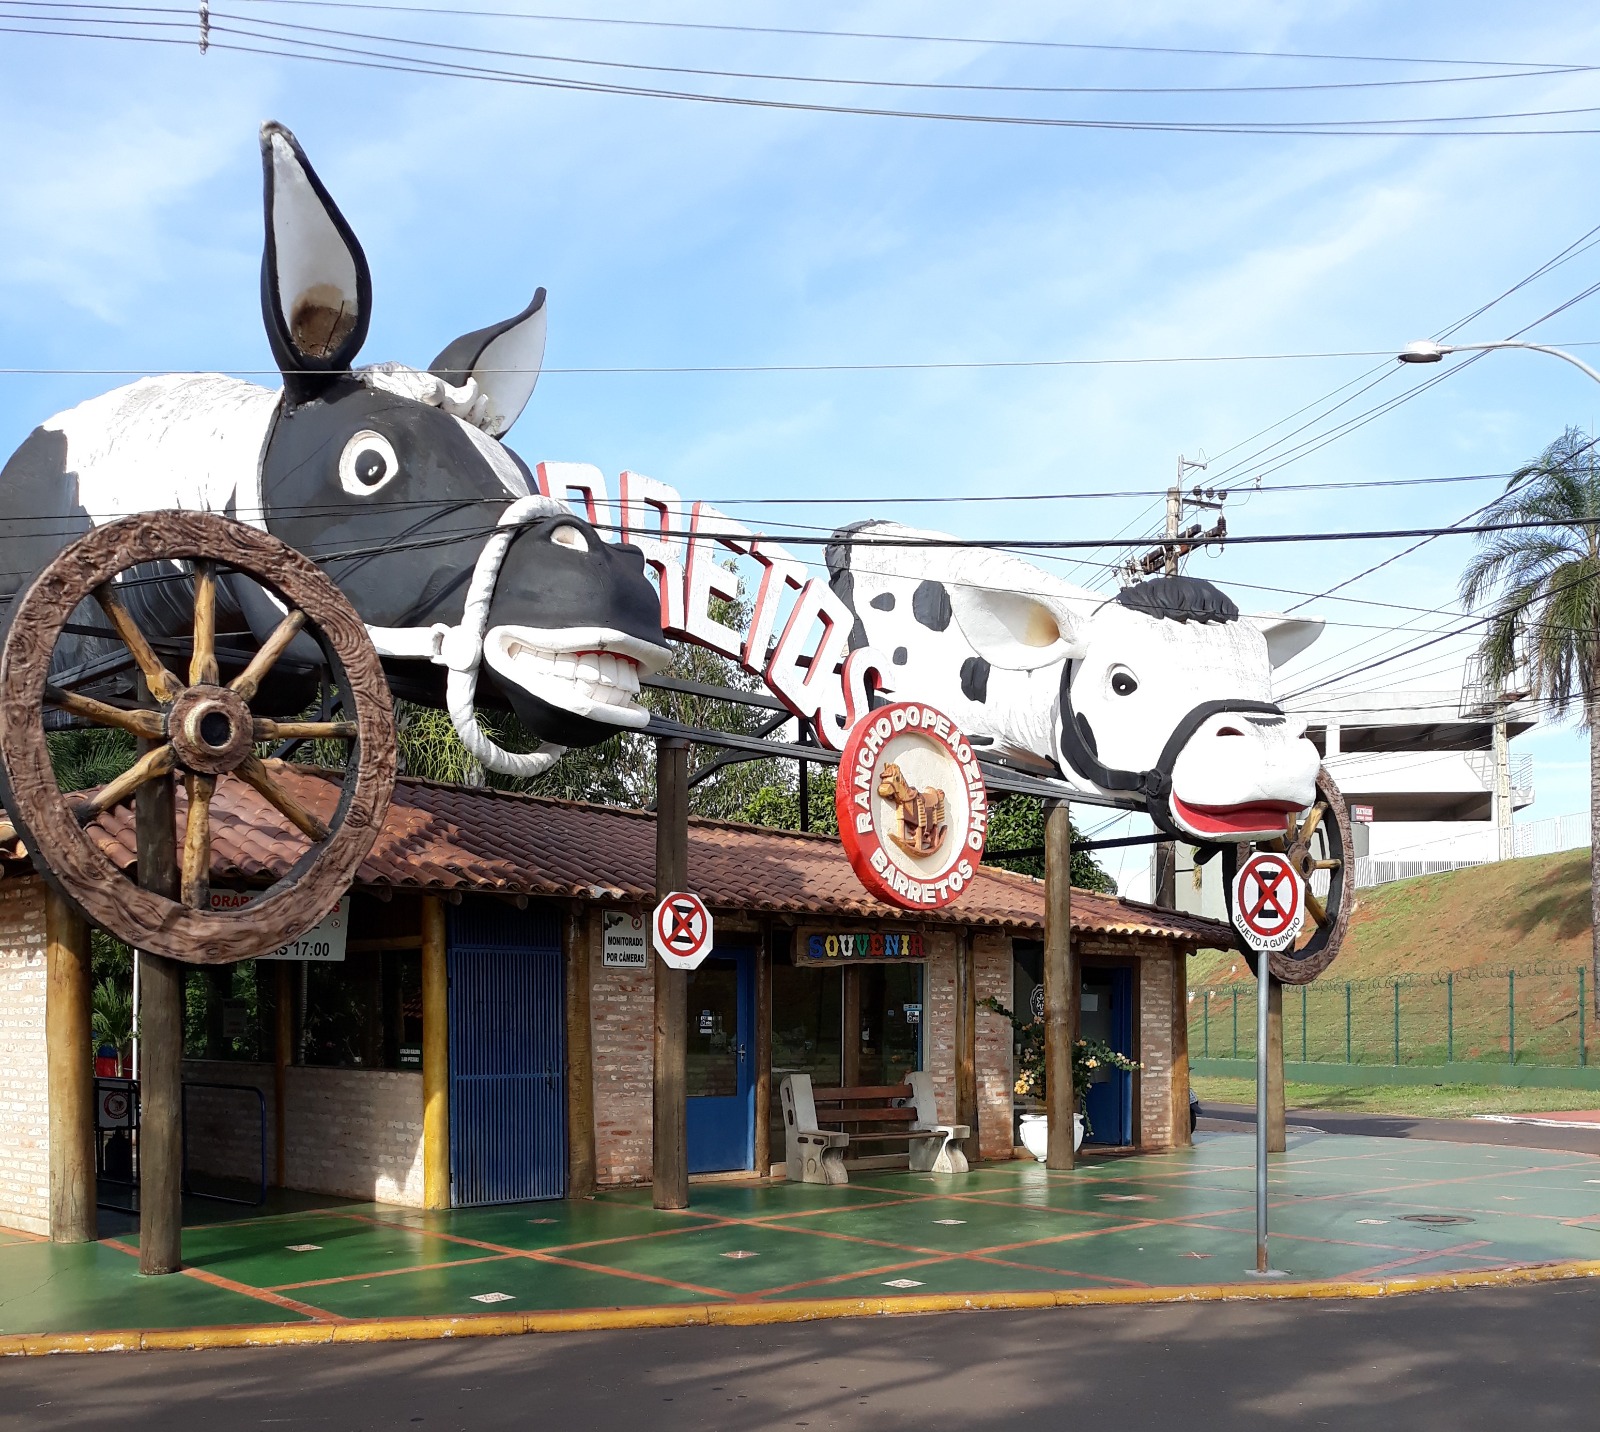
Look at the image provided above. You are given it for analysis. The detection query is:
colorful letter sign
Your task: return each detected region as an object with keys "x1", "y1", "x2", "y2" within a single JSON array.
[{"x1": 836, "y1": 702, "x2": 989, "y2": 911}]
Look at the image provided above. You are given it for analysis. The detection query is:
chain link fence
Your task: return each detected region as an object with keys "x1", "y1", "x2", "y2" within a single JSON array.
[{"x1": 1189, "y1": 964, "x2": 1591, "y2": 1069}]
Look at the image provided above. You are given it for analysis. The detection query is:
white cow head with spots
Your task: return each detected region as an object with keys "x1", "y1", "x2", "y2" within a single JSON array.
[{"x1": 827, "y1": 522, "x2": 1324, "y2": 842}]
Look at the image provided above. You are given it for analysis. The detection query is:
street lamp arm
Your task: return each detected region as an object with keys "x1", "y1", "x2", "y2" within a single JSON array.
[{"x1": 1398, "y1": 338, "x2": 1600, "y2": 387}]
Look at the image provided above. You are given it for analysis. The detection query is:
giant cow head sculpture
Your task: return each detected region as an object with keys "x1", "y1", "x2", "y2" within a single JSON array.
[
  {"x1": 0, "y1": 123, "x2": 672, "y2": 763},
  {"x1": 827, "y1": 521, "x2": 1324, "y2": 841}
]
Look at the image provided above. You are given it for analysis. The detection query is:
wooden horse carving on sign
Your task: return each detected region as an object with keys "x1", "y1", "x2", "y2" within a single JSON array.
[{"x1": 876, "y1": 762, "x2": 948, "y2": 859}]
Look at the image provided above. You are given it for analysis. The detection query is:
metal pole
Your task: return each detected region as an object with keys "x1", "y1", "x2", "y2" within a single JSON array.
[
  {"x1": 1508, "y1": 970, "x2": 1516, "y2": 1065},
  {"x1": 1250, "y1": 954, "x2": 1281, "y2": 1277}
]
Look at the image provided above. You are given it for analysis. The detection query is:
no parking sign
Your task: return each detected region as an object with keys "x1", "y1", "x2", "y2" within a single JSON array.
[
  {"x1": 652, "y1": 891, "x2": 714, "y2": 970},
  {"x1": 1230, "y1": 851, "x2": 1306, "y2": 954}
]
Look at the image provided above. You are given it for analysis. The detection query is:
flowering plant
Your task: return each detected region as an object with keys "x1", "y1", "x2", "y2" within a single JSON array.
[{"x1": 979, "y1": 996, "x2": 1141, "y2": 1135}]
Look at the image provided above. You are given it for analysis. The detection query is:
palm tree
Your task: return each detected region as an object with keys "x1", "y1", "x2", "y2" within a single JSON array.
[{"x1": 1459, "y1": 426, "x2": 1600, "y2": 1018}]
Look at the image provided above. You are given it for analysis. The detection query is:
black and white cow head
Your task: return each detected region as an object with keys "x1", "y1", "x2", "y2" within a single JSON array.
[
  {"x1": 828, "y1": 521, "x2": 1323, "y2": 841},
  {"x1": 255, "y1": 122, "x2": 671, "y2": 747}
]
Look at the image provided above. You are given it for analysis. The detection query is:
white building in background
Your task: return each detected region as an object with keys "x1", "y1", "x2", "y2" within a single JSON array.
[{"x1": 1165, "y1": 666, "x2": 1550, "y2": 920}]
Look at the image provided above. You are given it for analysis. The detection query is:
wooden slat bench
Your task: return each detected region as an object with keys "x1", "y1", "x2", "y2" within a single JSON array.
[{"x1": 779, "y1": 1072, "x2": 969, "y2": 1185}]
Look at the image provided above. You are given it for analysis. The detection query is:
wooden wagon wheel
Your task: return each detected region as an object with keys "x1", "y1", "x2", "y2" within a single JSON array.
[
  {"x1": 0, "y1": 511, "x2": 396, "y2": 964},
  {"x1": 1220, "y1": 765, "x2": 1353, "y2": 985}
]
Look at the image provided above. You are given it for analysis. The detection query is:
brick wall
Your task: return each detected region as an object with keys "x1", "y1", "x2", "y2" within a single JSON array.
[
  {"x1": 1137, "y1": 946, "x2": 1176, "y2": 1150},
  {"x1": 0, "y1": 879, "x2": 48, "y2": 1234},
  {"x1": 183, "y1": 1060, "x2": 425, "y2": 1205},
  {"x1": 589, "y1": 908, "x2": 654, "y2": 1186},
  {"x1": 921, "y1": 930, "x2": 959, "y2": 1122},
  {"x1": 971, "y1": 933, "x2": 1014, "y2": 1161}
]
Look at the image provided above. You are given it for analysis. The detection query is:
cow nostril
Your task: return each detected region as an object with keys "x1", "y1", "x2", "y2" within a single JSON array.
[{"x1": 1217, "y1": 726, "x2": 1244, "y2": 737}]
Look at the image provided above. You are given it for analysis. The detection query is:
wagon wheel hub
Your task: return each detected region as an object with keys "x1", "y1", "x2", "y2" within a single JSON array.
[{"x1": 166, "y1": 685, "x2": 255, "y2": 775}]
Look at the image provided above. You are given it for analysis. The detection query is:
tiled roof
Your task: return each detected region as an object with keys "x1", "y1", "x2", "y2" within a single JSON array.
[{"x1": 28, "y1": 765, "x2": 1233, "y2": 945}]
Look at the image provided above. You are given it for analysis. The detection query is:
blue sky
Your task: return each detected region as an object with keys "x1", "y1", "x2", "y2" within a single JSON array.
[{"x1": 3, "y1": 1, "x2": 1600, "y2": 894}]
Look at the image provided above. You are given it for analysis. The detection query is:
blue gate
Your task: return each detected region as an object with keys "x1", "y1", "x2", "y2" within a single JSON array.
[{"x1": 448, "y1": 902, "x2": 566, "y2": 1206}]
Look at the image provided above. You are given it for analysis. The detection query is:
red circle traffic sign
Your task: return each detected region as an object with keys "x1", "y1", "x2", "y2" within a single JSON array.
[
  {"x1": 1230, "y1": 851, "x2": 1305, "y2": 953},
  {"x1": 652, "y1": 890, "x2": 715, "y2": 970}
]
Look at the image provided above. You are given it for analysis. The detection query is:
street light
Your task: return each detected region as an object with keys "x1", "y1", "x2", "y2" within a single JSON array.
[{"x1": 1398, "y1": 338, "x2": 1600, "y2": 386}]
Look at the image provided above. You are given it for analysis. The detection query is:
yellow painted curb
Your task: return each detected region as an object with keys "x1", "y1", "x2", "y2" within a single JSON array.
[{"x1": 5, "y1": 1259, "x2": 1598, "y2": 1357}]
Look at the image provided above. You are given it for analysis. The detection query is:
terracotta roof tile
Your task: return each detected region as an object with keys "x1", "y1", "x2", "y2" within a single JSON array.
[{"x1": 35, "y1": 765, "x2": 1231, "y2": 946}]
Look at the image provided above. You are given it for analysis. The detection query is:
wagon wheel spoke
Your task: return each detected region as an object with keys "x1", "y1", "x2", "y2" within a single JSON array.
[
  {"x1": 190, "y1": 560, "x2": 219, "y2": 686},
  {"x1": 251, "y1": 718, "x2": 359, "y2": 742},
  {"x1": 229, "y1": 610, "x2": 307, "y2": 703},
  {"x1": 1298, "y1": 802, "x2": 1328, "y2": 846},
  {"x1": 43, "y1": 685, "x2": 164, "y2": 741},
  {"x1": 181, "y1": 773, "x2": 215, "y2": 908},
  {"x1": 1312, "y1": 858, "x2": 1342, "y2": 872},
  {"x1": 1306, "y1": 891, "x2": 1329, "y2": 927},
  {"x1": 92, "y1": 583, "x2": 184, "y2": 704},
  {"x1": 85, "y1": 742, "x2": 176, "y2": 817},
  {"x1": 236, "y1": 753, "x2": 331, "y2": 841}
]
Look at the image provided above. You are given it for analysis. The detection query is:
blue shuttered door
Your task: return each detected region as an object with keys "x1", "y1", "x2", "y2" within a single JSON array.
[{"x1": 448, "y1": 902, "x2": 566, "y2": 1206}]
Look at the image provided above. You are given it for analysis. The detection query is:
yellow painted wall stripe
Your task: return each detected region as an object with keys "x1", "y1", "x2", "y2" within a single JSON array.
[{"x1": 4, "y1": 1259, "x2": 1598, "y2": 1357}]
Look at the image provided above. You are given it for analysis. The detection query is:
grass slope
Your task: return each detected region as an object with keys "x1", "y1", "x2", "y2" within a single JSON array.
[{"x1": 1185, "y1": 849, "x2": 1594, "y2": 1069}]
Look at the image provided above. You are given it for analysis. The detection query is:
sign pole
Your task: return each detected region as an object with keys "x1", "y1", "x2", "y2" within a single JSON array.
[
  {"x1": 652, "y1": 737, "x2": 691, "y2": 1211},
  {"x1": 1254, "y1": 951, "x2": 1272, "y2": 1275}
]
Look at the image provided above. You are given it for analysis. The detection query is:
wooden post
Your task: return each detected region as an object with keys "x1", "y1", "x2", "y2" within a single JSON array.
[
  {"x1": 565, "y1": 903, "x2": 596, "y2": 1199},
  {"x1": 954, "y1": 931, "x2": 977, "y2": 1154},
  {"x1": 1266, "y1": 971, "x2": 1286, "y2": 1154},
  {"x1": 46, "y1": 885, "x2": 95, "y2": 1243},
  {"x1": 1043, "y1": 801, "x2": 1076, "y2": 1170},
  {"x1": 421, "y1": 895, "x2": 450, "y2": 1210},
  {"x1": 135, "y1": 677, "x2": 183, "y2": 1276},
  {"x1": 652, "y1": 738, "x2": 690, "y2": 1210},
  {"x1": 841, "y1": 968, "x2": 862, "y2": 1088},
  {"x1": 273, "y1": 962, "x2": 291, "y2": 1186},
  {"x1": 1170, "y1": 951, "x2": 1193, "y2": 1149},
  {"x1": 753, "y1": 923, "x2": 774, "y2": 1178}
]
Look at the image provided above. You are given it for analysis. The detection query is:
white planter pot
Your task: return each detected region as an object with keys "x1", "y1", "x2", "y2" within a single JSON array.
[{"x1": 1018, "y1": 1112, "x2": 1084, "y2": 1162}]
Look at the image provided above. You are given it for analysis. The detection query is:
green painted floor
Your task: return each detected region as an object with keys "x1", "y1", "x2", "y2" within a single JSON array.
[{"x1": 4, "y1": 1133, "x2": 1598, "y2": 1338}]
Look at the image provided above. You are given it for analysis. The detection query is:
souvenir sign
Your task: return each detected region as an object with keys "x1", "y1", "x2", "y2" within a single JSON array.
[
  {"x1": 1230, "y1": 851, "x2": 1306, "y2": 953},
  {"x1": 652, "y1": 891, "x2": 714, "y2": 970},
  {"x1": 794, "y1": 929, "x2": 927, "y2": 964},
  {"x1": 836, "y1": 702, "x2": 989, "y2": 911}
]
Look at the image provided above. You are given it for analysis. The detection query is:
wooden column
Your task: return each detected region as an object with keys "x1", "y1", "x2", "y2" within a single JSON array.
[
  {"x1": 841, "y1": 968, "x2": 862, "y2": 1088},
  {"x1": 954, "y1": 931, "x2": 977, "y2": 1152},
  {"x1": 1170, "y1": 950, "x2": 1193, "y2": 1149},
  {"x1": 1266, "y1": 972, "x2": 1286, "y2": 1154},
  {"x1": 652, "y1": 738, "x2": 690, "y2": 1210},
  {"x1": 1043, "y1": 801, "x2": 1076, "y2": 1170},
  {"x1": 135, "y1": 686, "x2": 182, "y2": 1275},
  {"x1": 421, "y1": 895, "x2": 450, "y2": 1209},
  {"x1": 753, "y1": 923, "x2": 774, "y2": 1178},
  {"x1": 565, "y1": 903, "x2": 596, "y2": 1199},
  {"x1": 273, "y1": 962, "x2": 291, "y2": 1186},
  {"x1": 46, "y1": 885, "x2": 95, "y2": 1243}
]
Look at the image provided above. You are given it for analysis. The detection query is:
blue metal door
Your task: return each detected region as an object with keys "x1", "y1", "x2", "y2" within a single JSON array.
[
  {"x1": 686, "y1": 945, "x2": 756, "y2": 1174},
  {"x1": 1082, "y1": 967, "x2": 1134, "y2": 1146},
  {"x1": 448, "y1": 902, "x2": 566, "y2": 1206}
]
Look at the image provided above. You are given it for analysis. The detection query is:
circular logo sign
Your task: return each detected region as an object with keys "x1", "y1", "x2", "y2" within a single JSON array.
[
  {"x1": 836, "y1": 701, "x2": 990, "y2": 911},
  {"x1": 1230, "y1": 851, "x2": 1306, "y2": 953},
  {"x1": 652, "y1": 890, "x2": 715, "y2": 970}
]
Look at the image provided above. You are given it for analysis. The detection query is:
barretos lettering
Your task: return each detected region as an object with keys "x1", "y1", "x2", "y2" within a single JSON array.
[{"x1": 534, "y1": 463, "x2": 889, "y2": 752}]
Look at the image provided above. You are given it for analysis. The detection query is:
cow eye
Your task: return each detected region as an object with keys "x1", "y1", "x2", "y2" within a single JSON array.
[
  {"x1": 338, "y1": 430, "x2": 399, "y2": 495},
  {"x1": 550, "y1": 524, "x2": 589, "y2": 553},
  {"x1": 1110, "y1": 668, "x2": 1138, "y2": 697}
]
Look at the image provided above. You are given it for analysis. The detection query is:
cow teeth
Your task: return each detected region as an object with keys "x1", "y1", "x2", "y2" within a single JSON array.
[
  {"x1": 618, "y1": 662, "x2": 639, "y2": 694},
  {"x1": 576, "y1": 653, "x2": 601, "y2": 683}
]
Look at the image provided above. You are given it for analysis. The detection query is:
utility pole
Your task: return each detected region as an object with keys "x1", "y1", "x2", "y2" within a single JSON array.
[{"x1": 1135, "y1": 456, "x2": 1225, "y2": 907}]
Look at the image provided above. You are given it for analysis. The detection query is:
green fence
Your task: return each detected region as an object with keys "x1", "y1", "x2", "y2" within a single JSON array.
[{"x1": 1188, "y1": 964, "x2": 1590, "y2": 1070}]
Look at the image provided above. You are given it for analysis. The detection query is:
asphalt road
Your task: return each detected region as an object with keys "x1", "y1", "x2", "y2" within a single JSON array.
[
  {"x1": 1200, "y1": 1102, "x2": 1600, "y2": 1155},
  {"x1": 5, "y1": 1282, "x2": 1597, "y2": 1431}
]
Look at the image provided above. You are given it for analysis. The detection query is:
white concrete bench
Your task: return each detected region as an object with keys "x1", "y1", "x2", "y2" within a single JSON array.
[{"x1": 779, "y1": 1072, "x2": 970, "y2": 1184}]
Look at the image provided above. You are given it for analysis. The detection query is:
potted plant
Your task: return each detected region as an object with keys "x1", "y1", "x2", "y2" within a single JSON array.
[{"x1": 980, "y1": 997, "x2": 1140, "y2": 1161}]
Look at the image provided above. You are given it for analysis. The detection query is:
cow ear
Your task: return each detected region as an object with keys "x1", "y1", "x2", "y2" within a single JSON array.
[
  {"x1": 429, "y1": 291, "x2": 548, "y2": 437},
  {"x1": 259, "y1": 122, "x2": 372, "y2": 404},
  {"x1": 1247, "y1": 613, "x2": 1323, "y2": 668}
]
